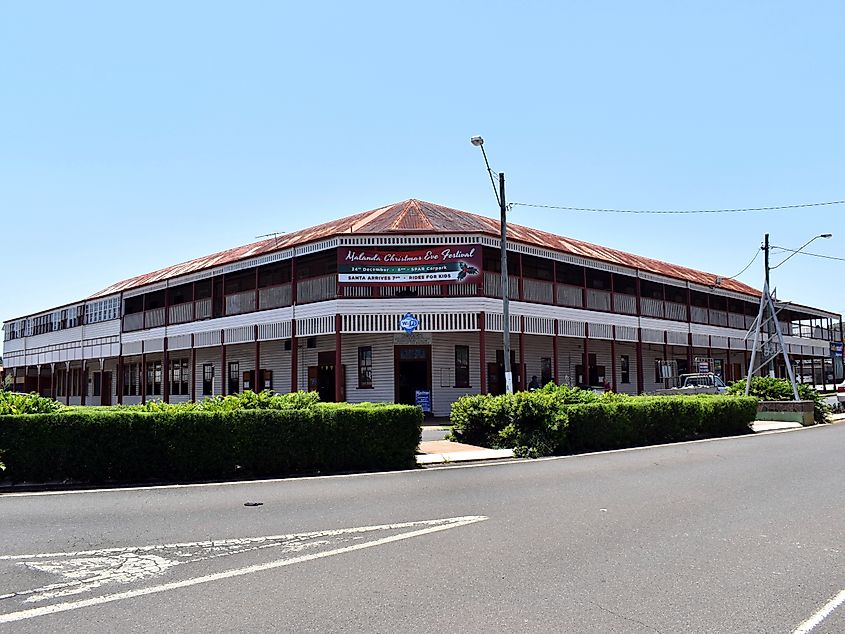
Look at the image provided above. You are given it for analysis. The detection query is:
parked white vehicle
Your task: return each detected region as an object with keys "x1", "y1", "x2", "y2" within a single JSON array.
[{"x1": 676, "y1": 373, "x2": 728, "y2": 394}]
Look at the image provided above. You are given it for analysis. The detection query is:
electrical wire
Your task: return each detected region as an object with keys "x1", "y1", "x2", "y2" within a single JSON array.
[
  {"x1": 510, "y1": 199, "x2": 845, "y2": 215},
  {"x1": 770, "y1": 246, "x2": 845, "y2": 264},
  {"x1": 723, "y1": 248, "x2": 761, "y2": 280}
]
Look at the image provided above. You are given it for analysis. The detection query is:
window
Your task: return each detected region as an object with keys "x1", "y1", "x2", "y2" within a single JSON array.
[
  {"x1": 202, "y1": 364, "x2": 214, "y2": 396},
  {"x1": 147, "y1": 361, "x2": 162, "y2": 396},
  {"x1": 620, "y1": 355, "x2": 630, "y2": 384},
  {"x1": 228, "y1": 362, "x2": 239, "y2": 395},
  {"x1": 123, "y1": 363, "x2": 139, "y2": 396},
  {"x1": 69, "y1": 368, "x2": 81, "y2": 397},
  {"x1": 541, "y1": 357, "x2": 552, "y2": 386},
  {"x1": 170, "y1": 358, "x2": 190, "y2": 396},
  {"x1": 454, "y1": 345, "x2": 470, "y2": 387},
  {"x1": 357, "y1": 347, "x2": 373, "y2": 388},
  {"x1": 93, "y1": 372, "x2": 101, "y2": 397}
]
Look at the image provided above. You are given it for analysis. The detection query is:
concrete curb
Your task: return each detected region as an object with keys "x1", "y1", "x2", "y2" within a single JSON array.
[
  {"x1": 416, "y1": 448, "x2": 515, "y2": 465},
  {"x1": 751, "y1": 420, "x2": 804, "y2": 433}
]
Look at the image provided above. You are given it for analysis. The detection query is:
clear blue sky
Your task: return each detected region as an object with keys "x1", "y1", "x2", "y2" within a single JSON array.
[{"x1": 2, "y1": 1, "x2": 843, "y2": 328}]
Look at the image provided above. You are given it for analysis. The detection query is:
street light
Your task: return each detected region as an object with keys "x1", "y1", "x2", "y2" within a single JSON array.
[
  {"x1": 761, "y1": 232, "x2": 833, "y2": 377},
  {"x1": 470, "y1": 136, "x2": 513, "y2": 394}
]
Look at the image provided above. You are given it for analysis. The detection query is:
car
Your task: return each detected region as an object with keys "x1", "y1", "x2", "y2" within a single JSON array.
[
  {"x1": 676, "y1": 373, "x2": 728, "y2": 394},
  {"x1": 837, "y1": 380, "x2": 845, "y2": 404}
]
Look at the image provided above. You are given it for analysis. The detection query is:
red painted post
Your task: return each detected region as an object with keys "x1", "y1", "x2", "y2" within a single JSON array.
[
  {"x1": 636, "y1": 331, "x2": 644, "y2": 395},
  {"x1": 221, "y1": 330, "x2": 227, "y2": 397},
  {"x1": 190, "y1": 336, "x2": 196, "y2": 402},
  {"x1": 291, "y1": 319, "x2": 298, "y2": 393},
  {"x1": 519, "y1": 316, "x2": 526, "y2": 391},
  {"x1": 117, "y1": 356, "x2": 124, "y2": 405},
  {"x1": 255, "y1": 326, "x2": 261, "y2": 393},
  {"x1": 583, "y1": 322, "x2": 590, "y2": 388},
  {"x1": 479, "y1": 311, "x2": 487, "y2": 394},
  {"x1": 163, "y1": 338, "x2": 170, "y2": 403},
  {"x1": 335, "y1": 314, "x2": 343, "y2": 403},
  {"x1": 610, "y1": 329, "x2": 617, "y2": 392}
]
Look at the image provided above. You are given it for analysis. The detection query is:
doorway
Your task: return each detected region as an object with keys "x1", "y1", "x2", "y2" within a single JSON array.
[
  {"x1": 394, "y1": 346, "x2": 432, "y2": 407},
  {"x1": 101, "y1": 372, "x2": 112, "y2": 406},
  {"x1": 309, "y1": 351, "x2": 345, "y2": 403}
]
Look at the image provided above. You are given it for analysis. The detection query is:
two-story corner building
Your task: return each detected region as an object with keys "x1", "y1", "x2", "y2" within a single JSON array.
[{"x1": 3, "y1": 199, "x2": 842, "y2": 416}]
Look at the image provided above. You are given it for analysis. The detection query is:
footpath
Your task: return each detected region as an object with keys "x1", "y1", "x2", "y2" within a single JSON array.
[{"x1": 417, "y1": 413, "x2": 845, "y2": 466}]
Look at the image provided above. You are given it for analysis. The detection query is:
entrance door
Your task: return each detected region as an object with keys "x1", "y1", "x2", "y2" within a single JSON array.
[
  {"x1": 312, "y1": 351, "x2": 345, "y2": 402},
  {"x1": 395, "y1": 346, "x2": 432, "y2": 406},
  {"x1": 101, "y1": 372, "x2": 112, "y2": 406}
]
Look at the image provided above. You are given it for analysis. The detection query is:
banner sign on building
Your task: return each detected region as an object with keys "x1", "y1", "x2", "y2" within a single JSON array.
[
  {"x1": 830, "y1": 341, "x2": 843, "y2": 358},
  {"x1": 337, "y1": 245, "x2": 482, "y2": 285}
]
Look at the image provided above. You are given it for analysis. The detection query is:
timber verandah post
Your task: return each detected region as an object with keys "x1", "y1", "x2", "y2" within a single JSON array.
[
  {"x1": 479, "y1": 311, "x2": 487, "y2": 394},
  {"x1": 335, "y1": 314, "x2": 343, "y2": 403},
  {"x1": 610, "y1": 328, "x2": 617, "y2": 392},
  {"x1": 635, "y1": 273, "x2": 644, "y2": 394},
  {"x1": 553, "y1": 320, "x2": 559, "y2": 386},
  {"x1": 291, "y1": 255, "x2": 298, "y2": 393},
  {"x1": 254, "y1": 326, "x2": 260, "y2": 394}
]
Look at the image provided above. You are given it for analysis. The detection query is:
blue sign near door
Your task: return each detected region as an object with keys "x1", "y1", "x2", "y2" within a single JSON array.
[{"x1": 400, "y1": 313, "x2": 419, "y2": 334}]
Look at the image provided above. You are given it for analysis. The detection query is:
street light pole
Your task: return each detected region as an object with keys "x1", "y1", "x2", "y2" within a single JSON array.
[
  {"x1": 471, "y1": 136, "x2": 513, "y2": 394},
  {"x1": 761, "y1": 231, "x2": 832, "y2": 379},
  {"x1": 499, "y1": 171, "x2": 512, "y2": 394}
]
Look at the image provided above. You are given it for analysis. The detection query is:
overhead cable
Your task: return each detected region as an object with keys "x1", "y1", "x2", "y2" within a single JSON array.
[{"x1": 510, "y1": 200, "x2": 845, "y2": 215}]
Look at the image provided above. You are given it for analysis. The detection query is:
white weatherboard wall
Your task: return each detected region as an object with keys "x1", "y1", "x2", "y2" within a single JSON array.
[
  {"x1": 259, "y1": 340, "x2": 289, "y2": 394},
  {"x1": 615, "y1": 342, "x2": 638, "y2": 395},
  {"x1": 225, "y1": 343, "x2": 256, "y2": 393},
  {"x1": 556, "y1": 336, "x2": 583, "y2": 387},
  {"x1": 431, "y1": 332, "x2": 482, "y2": 416},
  {"x1": 341, "y1": 333, "x2": 395, "y2": 406},
  {"x1": 195, "y1": 347, "x2": 222, "y2": 398}
]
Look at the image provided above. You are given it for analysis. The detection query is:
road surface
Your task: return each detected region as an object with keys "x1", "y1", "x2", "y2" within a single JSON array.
[{"x1": 2, "y1": 425, "x2": 844, "y2": 633}]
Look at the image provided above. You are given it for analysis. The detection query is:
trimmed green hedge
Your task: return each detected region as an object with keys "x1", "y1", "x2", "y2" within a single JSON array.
[
  {"x1": 563, "y1": 395, "x2": 758, "y2": 454},
  {"x1": 0, "y1": 404, "x2": 422, "y2": 483},
  {"x1": 450, "y1": 385, "x2": 758, "y2": 457}
]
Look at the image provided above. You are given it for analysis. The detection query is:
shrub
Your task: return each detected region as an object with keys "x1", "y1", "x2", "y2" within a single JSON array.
[
  {"x1": 449, "y1": 385, "x2": 625, "y2": 455},
  {"x1": 0, "y1": 391, "x2": 63, "y2": 415},
  {"x1": 0, "y1": 403, "x2": 421, "y2": 484},
  {"x1": 564, "y1": 395, "x2": 757, "y2": 453},
  {"x1": 450, "y1": 388, "x2": 757, "y2": 457},
  {"x1": 135, "y1": 390, "x2": 321, "y2": 413},
  {"x1": 726, "y1": 376, "x2": 829, "y2": 424}
]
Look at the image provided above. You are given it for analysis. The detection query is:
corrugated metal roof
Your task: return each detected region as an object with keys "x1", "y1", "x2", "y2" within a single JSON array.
[{"x1": 89, "y1": 198, "x2": 760, "y2": 299}]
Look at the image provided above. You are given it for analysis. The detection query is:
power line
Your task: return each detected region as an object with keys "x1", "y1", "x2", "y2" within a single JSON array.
[
  {"x1": 770, "y1": 246, "x2": 845, "y2": 264},
  {"x1": 723, "y1": 248, "x2": 761, "y2": 280},
  {"x1": 510, "y1": 199, "x2": 845, "y2": 215}
]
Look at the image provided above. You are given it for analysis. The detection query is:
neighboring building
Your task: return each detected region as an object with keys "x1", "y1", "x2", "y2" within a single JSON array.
[{"x1": 3, "y1": 199, "x2": 841, "y2": 415}]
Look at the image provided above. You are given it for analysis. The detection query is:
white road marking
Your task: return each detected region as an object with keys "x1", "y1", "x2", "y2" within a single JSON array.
[
  {"x1": 0, "y1": 515, "x2": 486, "y2": 623},
  {"x1": 792, "y1": 588, "x2": 845, "y2": 634}
]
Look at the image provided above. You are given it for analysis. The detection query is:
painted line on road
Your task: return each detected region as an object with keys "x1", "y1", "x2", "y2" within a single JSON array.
[
  {"x1": 0, "y1": 423, "x2": 826, "y2": 499},
  {"x1": 0, "y1": 515, "x2": 487, "y2": 624},
  {"x1": 792, "y1": 588, "x2": 845, "y2": 634}
]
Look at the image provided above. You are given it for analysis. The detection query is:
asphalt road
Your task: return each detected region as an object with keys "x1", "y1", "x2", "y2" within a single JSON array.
[{"x1": 2, "y1": 425, "x2": 845, "y2": 633}]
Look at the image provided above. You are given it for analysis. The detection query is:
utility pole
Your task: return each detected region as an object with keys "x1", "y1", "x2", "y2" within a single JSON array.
[
  {"x1": 763, "y1": 233, "x2": 774, "y2": 377},
  {"x1": 500, "y1": 172, "x2": 512, "y2": 394}
]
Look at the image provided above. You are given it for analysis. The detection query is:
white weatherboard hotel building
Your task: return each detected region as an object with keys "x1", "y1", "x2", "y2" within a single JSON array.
[{"x1": 3, "y1": 200, "x2": 842, "y2": 416}]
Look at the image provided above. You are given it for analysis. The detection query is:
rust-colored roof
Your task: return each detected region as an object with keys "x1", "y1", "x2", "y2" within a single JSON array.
[{"x1": 90, "y1": 199, "x2": 760, "y2": 299}]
